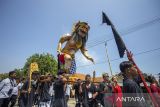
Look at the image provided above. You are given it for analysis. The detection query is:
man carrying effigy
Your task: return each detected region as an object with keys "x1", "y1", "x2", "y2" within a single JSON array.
[{"x1": 57, "y1": 21, "x2": 94, "y2": 74}]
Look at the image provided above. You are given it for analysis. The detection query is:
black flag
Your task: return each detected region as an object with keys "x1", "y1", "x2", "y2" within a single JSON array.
[
  {"x1": 102, "y1": 12, "x2": 112, "y2": 25},
  {"x1": 102, "y1": 12, "x2": 126, "y2": 58},
  {"x1": 111, "y1": 27, "x2": 126, "y2": 58}
]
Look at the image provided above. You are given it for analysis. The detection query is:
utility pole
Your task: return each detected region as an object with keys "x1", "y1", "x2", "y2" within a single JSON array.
[
  {"x1": 105, "y1": 42, "x2": 113, "y2": 76},
  {"x1": 93, "y1": 70, "x2": 95, "y2": 82}
]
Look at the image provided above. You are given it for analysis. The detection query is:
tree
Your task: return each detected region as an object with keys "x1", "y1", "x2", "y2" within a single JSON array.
[
  {"x1": 14, "y1": 68, "x2": 24, "y2": 78},
  {"x1": 23, "y1": 53, "x2": 58, "y2": 76},
  {"x1": 0, "y1": 73, "x2": 8, "y2": 81}
]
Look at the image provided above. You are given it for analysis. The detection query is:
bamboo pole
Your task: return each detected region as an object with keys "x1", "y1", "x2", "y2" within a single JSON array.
[{"x1": 105, "y1": 42, "x2": 113, "y2": 76}]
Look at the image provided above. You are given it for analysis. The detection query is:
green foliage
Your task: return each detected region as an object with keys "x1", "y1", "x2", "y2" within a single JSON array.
[
  {"x1": 14, "y1": 68, "x2": 25, "y2": 78},
  {"x1": 23, "y1": 53, "x2": 58, "y2": 76},
  {"x1": 0, "y1": 73, "x2": 8, "y2": 81}
]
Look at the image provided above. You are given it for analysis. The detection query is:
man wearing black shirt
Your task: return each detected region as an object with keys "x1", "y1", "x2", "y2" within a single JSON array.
[
  {"x1": 99, "y1": 73, "x2": 113, "y2": 107},
  {"x1": 19, "y1": 73, "x2": 37, "y2": 107},
  {"x1": 73, "y1": 79, "x2": 83, "y2": 107},
  {"x1": 53, "y1": 74, "x2": 67, "y2": 107},
  {"x1": 120, "y1": 61, "x2": 147, "y2": 107},
  {"x1": 38, "y1": 74, "x2": 52, "y2": 107},
  {"x1": 79, "y1": 74, "x2": 98, "y2": 107}
]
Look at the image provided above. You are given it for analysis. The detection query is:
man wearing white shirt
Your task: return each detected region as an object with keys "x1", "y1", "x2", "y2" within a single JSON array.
[
  {"x1": 65, "y1": 83, "x2": 72, "y2": 103},
  {"x1": 17, "y1": 78, "x2": 25, "y2": 90},
  {"x1": 0, "y1": 71, "x2": 17, "y2": 107}
]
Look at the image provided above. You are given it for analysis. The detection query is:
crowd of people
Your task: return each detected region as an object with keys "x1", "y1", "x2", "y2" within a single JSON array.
[{"x1": 0, "y1": 61, "x2": 160, "y2": 107}]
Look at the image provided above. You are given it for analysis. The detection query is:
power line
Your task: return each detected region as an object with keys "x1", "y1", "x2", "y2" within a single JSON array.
[
  {"x1": 121, "y1": 16, "x2": 160, "y2": 36},
  {"x1": 134, "y1": 47, "x2": 160, "y2": 56},
  {"x1": 87, "y1": 16, "x2": 160, "y2": 46},
  {"x1": 86, "y1": 16, "x2": 160, "y2": 48},
  {"x1": 77, "y1": 47, "x2": 160, "y2": 68}
]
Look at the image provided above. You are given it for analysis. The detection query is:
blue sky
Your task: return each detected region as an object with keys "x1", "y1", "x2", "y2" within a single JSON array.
[{"x1": 0, "y1": 0, "x2": 160, "y2": 77}]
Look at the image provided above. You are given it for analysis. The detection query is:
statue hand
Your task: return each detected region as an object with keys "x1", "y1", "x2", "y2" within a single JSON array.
[{"x1": 88, "y1": 57, "x2": 95, "y2": 64}]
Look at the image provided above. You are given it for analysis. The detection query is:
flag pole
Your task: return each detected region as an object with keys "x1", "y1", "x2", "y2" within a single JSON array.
[{"x1": 105, "y1": 42, "x2": 113, "y2": 76}]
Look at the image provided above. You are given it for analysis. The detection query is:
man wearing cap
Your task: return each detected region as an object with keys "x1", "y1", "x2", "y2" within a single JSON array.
[{"x1": 99, "y1": 73, "x2": 113, "y2": 107}]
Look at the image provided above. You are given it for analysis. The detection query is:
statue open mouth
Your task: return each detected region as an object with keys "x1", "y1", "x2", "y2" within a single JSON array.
[
  {"x1": 80, "y1": 30, "x2": 87, "y2": 35},
  {"x1": 78, "y1": 29, "x2": 88, "y2": 37}
]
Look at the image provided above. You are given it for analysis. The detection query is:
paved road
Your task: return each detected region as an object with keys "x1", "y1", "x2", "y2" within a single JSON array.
[
  {"x1": 68, "y1": 98, "x2": 76, "y2": 107},
  {"x1": 13, "y1": 98, "x2": 76, "y2": 107}
]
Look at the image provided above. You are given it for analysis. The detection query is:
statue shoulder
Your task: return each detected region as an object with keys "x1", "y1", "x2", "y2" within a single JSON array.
[{"x1": 59, "y1": 34, "x2": 72, "y2": 42}]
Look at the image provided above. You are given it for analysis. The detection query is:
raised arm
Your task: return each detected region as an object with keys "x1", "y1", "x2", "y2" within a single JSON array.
[
  {"x1": 57, "y1": 35, "x2": 72, "y2": 53},
  {"x1": 39, "y1": 76, "x2": 51, "y2": 83}
]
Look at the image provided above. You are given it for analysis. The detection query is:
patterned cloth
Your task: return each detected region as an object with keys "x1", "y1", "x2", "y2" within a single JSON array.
[{"x1": 69, "y1": 59, "x2": 76, "y2": 74}]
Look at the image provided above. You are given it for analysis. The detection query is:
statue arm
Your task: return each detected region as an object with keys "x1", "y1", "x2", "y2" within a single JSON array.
[
  {"x1": 57, "y1": 35, "x2": 72, "y2": 53},
  {"x1": 80, "y1": 47, "x2": 94, "y2": 63}
]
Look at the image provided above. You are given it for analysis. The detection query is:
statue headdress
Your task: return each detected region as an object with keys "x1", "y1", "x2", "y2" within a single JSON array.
[
  {"x1": 71, "y1": 21, "x2": 90, "y2": 49},
  {"x1": 72, "y1": 21, "x2": 90, "y2": 33}
]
